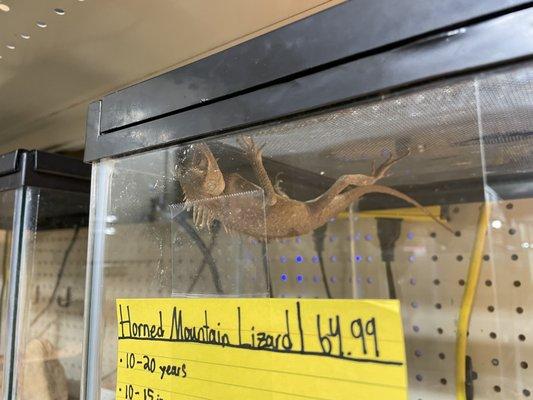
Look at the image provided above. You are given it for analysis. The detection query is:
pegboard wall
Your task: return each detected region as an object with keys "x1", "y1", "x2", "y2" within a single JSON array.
[
  {"x1": 267, "y1": 199, "x2": 532, "y2": 400},
  {"x1": 25, "y1": 227, "x2": 88, "y2": 398},
  {"x1": 94, "y1": 198, "x2": 532, "y2": 399}
]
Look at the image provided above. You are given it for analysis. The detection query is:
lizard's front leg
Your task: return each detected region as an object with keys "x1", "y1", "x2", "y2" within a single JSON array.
[{"x1": 237, "y1": 136, "x2": 278, "y2": 206}]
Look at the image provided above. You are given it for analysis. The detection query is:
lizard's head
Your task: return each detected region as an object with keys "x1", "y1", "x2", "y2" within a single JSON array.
[{"x1": 177, "y1": 142, "x2": 225, "y2": 200}]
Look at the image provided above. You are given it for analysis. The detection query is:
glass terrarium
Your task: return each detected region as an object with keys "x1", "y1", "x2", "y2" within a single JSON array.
[
  {"x1": 82, "y1": 3, "x2": 533, "y2": 400},
  {"x1": 0, "y1": 150, "x2": 90, "y2": 400}
]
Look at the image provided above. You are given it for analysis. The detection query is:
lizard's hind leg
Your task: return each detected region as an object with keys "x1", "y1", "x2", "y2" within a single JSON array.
[{"x1": 371, "y1": 149, "x2": 410, "y2": 182}]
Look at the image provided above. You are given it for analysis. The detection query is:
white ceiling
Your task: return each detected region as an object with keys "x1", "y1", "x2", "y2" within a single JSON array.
[{"x1": 0, "y1": 0, "x2": 342, "y2": 153}]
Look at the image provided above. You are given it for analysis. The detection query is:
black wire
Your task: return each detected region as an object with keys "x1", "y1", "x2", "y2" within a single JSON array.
[
  {"x1": 384, "y1": 261, "x2": 397, "y2": 299},
  {"x1": 176, "y1": 215, "x2": 223, "y2": 294},
  {"x1": 376, "y1": 218, "x2": 402, "y2": 300},
  {"x1": 312, "y1": 224, "x2": 332, "y2": 299},
  {"x1": 31, "y1": 225, "x2": 80, "y2": 327},
  {"x1": 186, "y1": 220, "x2": 222, "y2": 294},
  {"x1": 261, "y1": 241, "x2": 273, "y2": 298}
]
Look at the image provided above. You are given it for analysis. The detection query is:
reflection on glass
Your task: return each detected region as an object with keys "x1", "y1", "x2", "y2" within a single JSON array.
[
  {"x1": 14, "y1": 188, "x2": 89, "y2": 400},
  {"x1": 86, "y1": 63, "x2": 533, "y2": 399}
]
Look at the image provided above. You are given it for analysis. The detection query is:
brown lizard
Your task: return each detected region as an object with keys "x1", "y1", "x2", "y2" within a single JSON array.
[{"x1": 177, "y1": 136, "x2": 452, "y2": 238}]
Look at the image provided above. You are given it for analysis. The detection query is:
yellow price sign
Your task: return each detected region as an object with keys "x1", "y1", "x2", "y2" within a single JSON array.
[{"x1": 116, "y1": 298, "x2": 407, "y2": 400}]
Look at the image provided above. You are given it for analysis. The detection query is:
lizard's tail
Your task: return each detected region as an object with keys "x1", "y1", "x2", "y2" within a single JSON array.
[{"x1": 353, "y1": 185, "x2": 454, "y2": 233}]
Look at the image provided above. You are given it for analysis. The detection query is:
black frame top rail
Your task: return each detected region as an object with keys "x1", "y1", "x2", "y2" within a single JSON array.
[
  {"x1": 85, "y1": 1, "x2": 533, "y2": 162},
  {"x1": 0, "y1": 150, "x2": 91, "y2": 193}
]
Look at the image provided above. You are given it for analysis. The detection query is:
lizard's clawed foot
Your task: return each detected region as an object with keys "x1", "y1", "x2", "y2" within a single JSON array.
[
  {"x1": 371, "y1": 149, "x2": 411, "y2": 181},
  {"x1": 237, "y1": 135, "x2": 265, "y2": 161}
]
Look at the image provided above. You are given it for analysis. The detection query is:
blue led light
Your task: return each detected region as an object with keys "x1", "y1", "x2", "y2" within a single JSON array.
[
  {"x1": 297, "y1": 274, "x2": 304, "y2": 283},
  {"x1": 330, "y1": 255, "x2": 337, "y2": 262},
  {"x1": 295, "y1": 236, "x2": 302, "y2": 244},
  {"x1": 280, "y1": 273, "x2": 288, "y2": 282},
  {"x1": 355, "y1": 255, "x2": 363, "y2": 263},
  {"x1": 407, "y1": 231, "x2": 415, "y2": 240},
  {"x1": 365, "y1": 234, "x2": 373, "y2": 241},
  {"x1": 295, "y1": 255, "x2": 304, "y2": 263},
  {"x1": 280, "y1": 256, "x2": 288, "y2": 264},
  {"x1": 312, "y1": 255, "x2": 319, "y2": 264}
]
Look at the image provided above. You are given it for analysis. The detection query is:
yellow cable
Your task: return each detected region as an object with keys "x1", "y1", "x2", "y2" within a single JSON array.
[{"x1": 455, "y1": 202, "x2": 491, "y2": 400}]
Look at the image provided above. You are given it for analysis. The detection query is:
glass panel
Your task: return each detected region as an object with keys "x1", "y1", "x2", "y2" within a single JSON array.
[
  {"x1": 14, "y1": 188, "x2": 89, "y2": 400},
  {"x1": 477, "y1": 65, "x2": 533, "y2": 399},
  {"x1": 0, "y1": 190, "x2": 16, "y2": 398},
  {"x1": 86, "y1": 63, "x2": 533, "y2": 399},
  {"x1": 170, "y1": 188, "x2": 269, "y2": 297}
]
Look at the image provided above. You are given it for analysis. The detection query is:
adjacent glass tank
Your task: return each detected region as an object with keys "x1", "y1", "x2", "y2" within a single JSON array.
[
  {"x1": 0, "y1": 151, "x2": 90, "y2": 400},
  {"x1": 85, "y1": 63, "x2": 533, "y2": 399}
]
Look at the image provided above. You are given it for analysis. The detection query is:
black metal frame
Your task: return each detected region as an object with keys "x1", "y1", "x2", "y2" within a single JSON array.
[
  {"x1": 0, "y1": 150, "x2": 91, "y2": 193},
  {"x1": 85, "y1": 1, "x2": 533, "y2": 162}
]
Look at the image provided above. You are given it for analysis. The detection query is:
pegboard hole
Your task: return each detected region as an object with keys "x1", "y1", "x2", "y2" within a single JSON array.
[
  {"x1": 491, "y1": 358, "x2": 499, "y2": 366},
  {"x1": 454, "y1": 230, "x2": 462, "y2": 237},
  {"x1": 440, "y1": 378, "x2": 447, "y2": 385},
  {"x1": 514, "y1": 280, "x2": 522, "y2": 287},
  {"x1": 512, "y1": 254, "x2": 519, "y2": 261},
  {"x1": 483, "y1": 254, "x2": 490, "y2": 261},
  {"x1": 435, "y1": 303, "x2": 442, "y2": 309},
  {"x1": 488, "y1": 305, "x2": 495, "y2": 312},
  {"x1": 37, "y1": 21, "x2": 48, "y2": 28},
  {"x1": 520, "y1": 361, "x2": 528, "y2": 369},
  {"x1": 438, "y1": 353, "x2": 446, "y2": 360},
  {"x1": 415, "y1": 374, "x2": 423, "y2": 382},
  {"x1": 459, "y1": 279, "x2": 465, "y2": 286},
  {"x1": 432, "y1": 255, "x2": 438, "y2": 262},
  {"x1": 54, "y1": 8, "x2": 66, "y2": 15},
  {"x1": 485, "y1": 279, "x2": 492, "y2": 287},
  {"x1": 523, "y1": 389, "x2": 531, "y2": 397},
  {"x1": 433, "y1": 279, "x2": 440, "y2": 286},
  {"x1": 506, "y1": 203, "x2": 514, "y2": 209},
  {"x1": 517, "y1": 307, "x2": 524, "y2": 314},
  {"x1": 490, "y1": 332, "x2": 497, "y2": 339},
  {"x1": 456, "y1": 255, "x2": 463, "y2": 261},
  {"x1": 518, "y1": 334, "x2": 526, "y2": 342},
  {"x1": 509, "y1": 228, "x2": 516, "y2": 235},
  {"x1": 494, "y1": 385, "x2": 501, "y2": 393},
  {"x1": 437, "y1": 327, "x2": 444, "y2": 335},
  {"x1": 430, "y1": 232, "x2": 437, "y2": 238}
]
